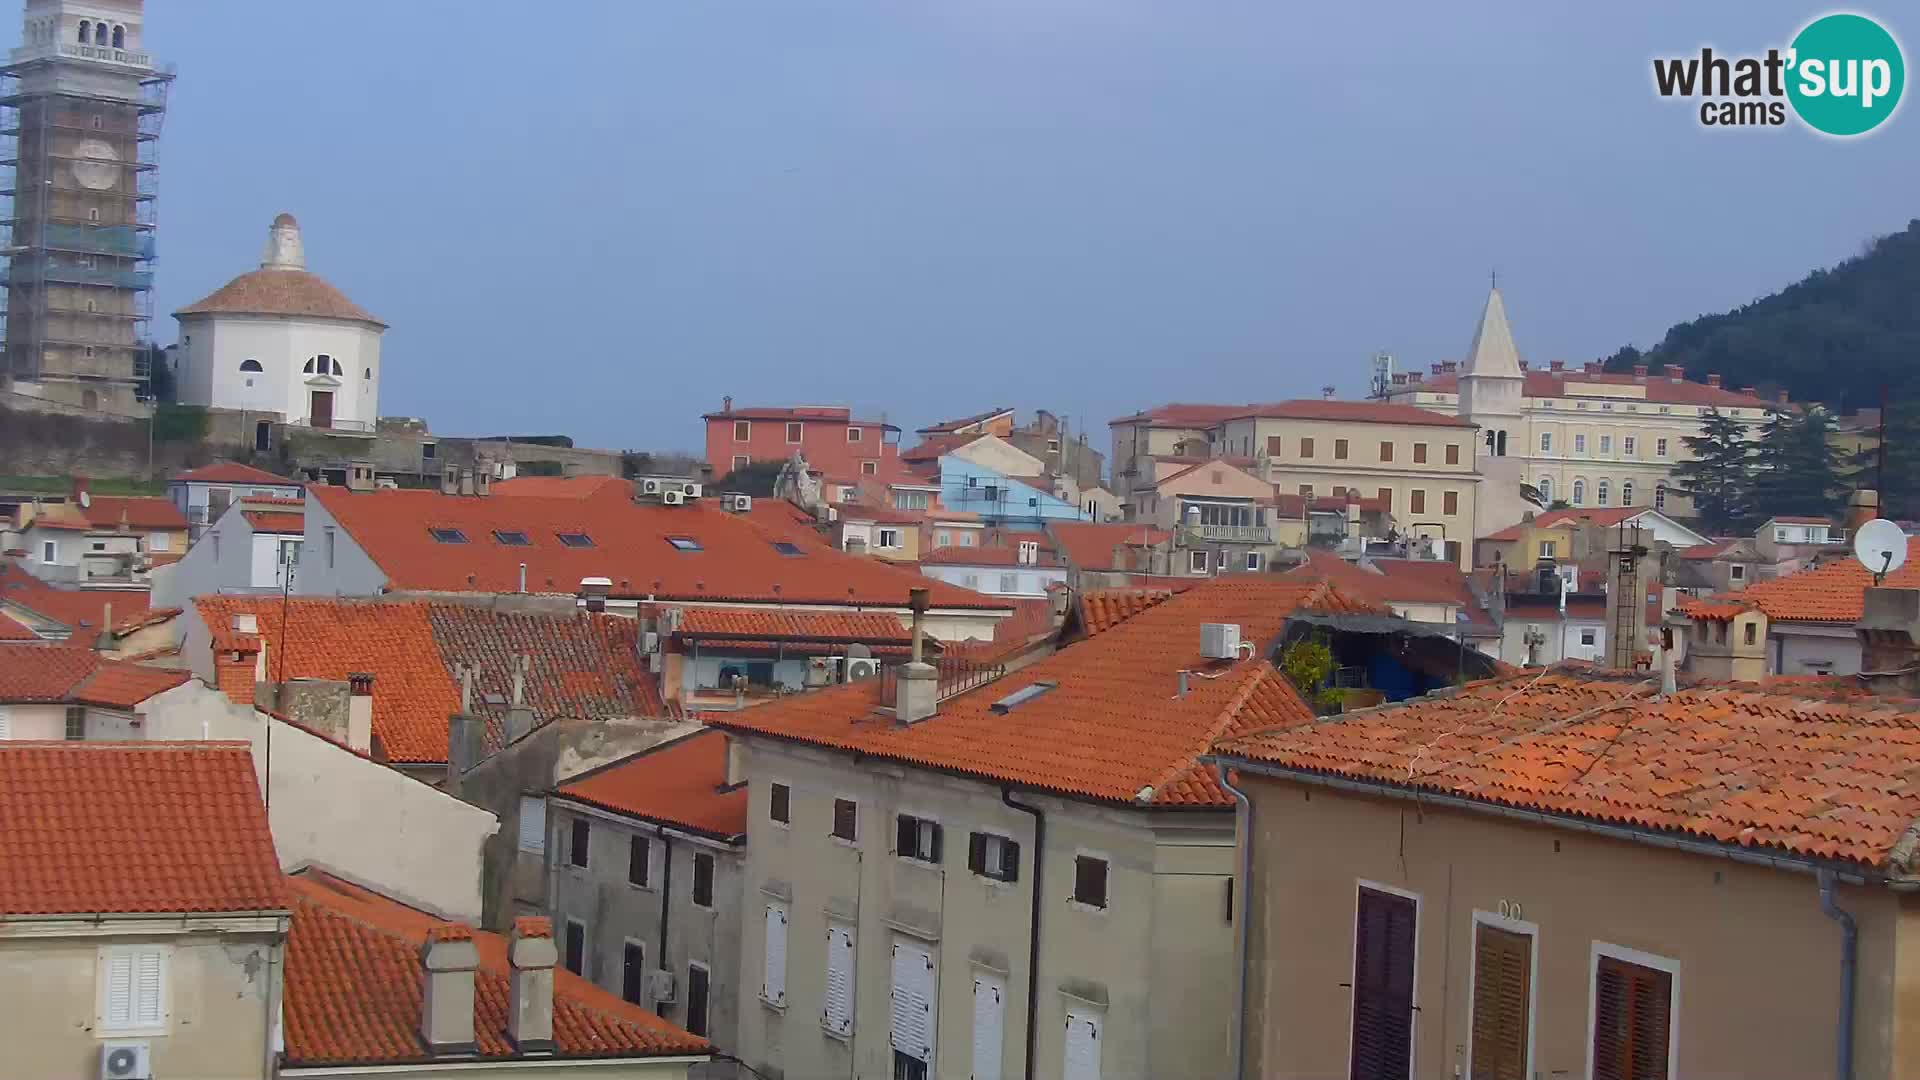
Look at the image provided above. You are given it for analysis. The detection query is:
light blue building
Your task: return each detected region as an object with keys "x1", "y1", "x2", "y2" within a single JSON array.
[{"x1": 935, "y1": 454, "x2": 1088, "y2": 528}]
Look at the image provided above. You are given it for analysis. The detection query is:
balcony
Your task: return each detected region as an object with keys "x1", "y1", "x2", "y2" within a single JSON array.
[
  {"x1": 7, "y1": 42, "x2": 152, "y2": 69},
  {"x1": 1178, "y1": 522, "x2": 1272, "y2": 546}
]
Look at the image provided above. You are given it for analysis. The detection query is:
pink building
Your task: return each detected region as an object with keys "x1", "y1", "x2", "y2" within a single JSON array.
[{"x1": 703, "y1": 398, "x2": 901, "y2": 480}]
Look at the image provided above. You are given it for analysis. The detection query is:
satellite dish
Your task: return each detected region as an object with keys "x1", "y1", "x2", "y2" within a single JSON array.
[{"x1": 1853, "y1": 518, "x2": 1908, "y2": 583}]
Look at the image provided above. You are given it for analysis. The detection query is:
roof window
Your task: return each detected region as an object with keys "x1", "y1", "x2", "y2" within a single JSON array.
[
  {"x1": 988, "y1": 681, "x2": 1058, "y2": 714},
  {"x1": 772, "y1": 540, "x2": 804, "y2": 556},
  {"x1": 667, "y1": 536, "x2": 703, "y2": 552},
  {"x1": 493, "y1": 530, "x2": 530, "y2": 546},
  {"x1": 556, "y1": 532, "x2": 594, "y2": 548},
  {"x1": 428, "y1": 527, "x2": 468, "y2": 544}
]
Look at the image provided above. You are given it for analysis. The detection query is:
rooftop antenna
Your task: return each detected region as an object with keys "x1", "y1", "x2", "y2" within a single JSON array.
[{"x1": 1853, "y1": 518, "x2": 1907, "y2": 586}]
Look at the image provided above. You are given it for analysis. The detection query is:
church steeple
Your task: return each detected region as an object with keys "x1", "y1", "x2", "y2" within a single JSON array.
[{"x1": 1462, "y1": 286, "x2": 1523, "y2": 380}]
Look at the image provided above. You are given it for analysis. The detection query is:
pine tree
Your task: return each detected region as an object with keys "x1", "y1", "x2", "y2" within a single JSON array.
[
  {"x1": 1854, "y1": 397, "x2": 1920, "y2": 519},
  {"x1": 1750, "y1": 406, "x2": 1849, "y2": 521},
  {"x1": 1673, "y1": 409, "x2": 1755, "y2": 533}
]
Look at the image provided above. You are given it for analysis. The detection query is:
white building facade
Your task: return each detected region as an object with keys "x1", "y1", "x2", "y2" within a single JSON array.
[{"x1": 172, "y1": 214, "x2": 386, "y2": 431}]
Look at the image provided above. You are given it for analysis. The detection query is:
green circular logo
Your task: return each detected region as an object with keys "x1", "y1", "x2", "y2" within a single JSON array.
[{"x1": 1787, "y1": 13, "x2": 1905, "y2": 136}]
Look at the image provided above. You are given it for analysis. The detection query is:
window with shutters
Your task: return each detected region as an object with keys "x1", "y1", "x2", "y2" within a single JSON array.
[
  {"x1": 1064, "y1": 1007, "x2": 1103, "y2": 1080},
  {"x1": 98, "y1": 946, "x2": 167, "y2": 1035},
  {"x1": 893, "y1": 1052, "x2": 930, "y2": 1080},
  {"x1": 1335, "y1": 438, "x2": 1350, "y2": 460},
  {"x1": 692, "y1": 852, "x2": 715, "y2": 908},
  {"x1": 1072, "y1": 855, "x2": 1108, "y2": 909},
  {"x1": 629, "y1": 836, "x2": 650, "y2": 888},
  {"x1": 569, "y1": 818, "x2": 590, "y2": 868},
  {"x1": 564, "y1": 919, "x2": 586, "y2": 976},
  {"x1": 1468, "y1": 920, "x2": 1534, "y2": 1080},
  {"x1": 1446, "y1": 443, "x2": 1460, "y2": 465},
  {"x1": 1443, "y1": 491, "x2": 1458, "y2": 516},
  {"x1": 972, "y1": 971, "x2": 1006, "y2": 1080},
  {"x1": 824, "y1": 923, "x2": 856, "y2": 1038},
  {"x1": 832, "y1": 797, "x2": 859, "y2": 841},
  {"x1": 622, "y1": 941, "x2": 646, "y2": 1004},
  {"x1": 763, "y1": 902, "x2": 789, "y2": 1006},
  {"x1": 1410, "y1": 489, "x2": 1426, "y2": 514},
  {"x1": 518, "y1": 796, "x2": 546, "y2": 854},
  {"x1": 968, "y1": 831, "x2": 1021, "y2": 883},
  {"x1": 1300, "y1": 437, "x2": 1315, "y2": 458},
  {"x1": 891, "y1": 939, "x2": 937, "y2": 1069},
  {"x1": 770, "y1": 782, "x2": 791, "y2": 825},
  {"x1": 1349, "y1": 884, "x2": 1417, "y2": 1080},
  {"x1": 896, "y1": 814, "x2": 944, "y2": 864},
  {"x1": 1379, "y1": 441, "x2": 1394, "y2": 462},
  {"x1": 1590, "y1": 948, "x2": 1675, "y2": 1080},
  {"x1": 687, "y1": 962, "x2": 711, "y2": 1037},
  {"x1": 1413, "y1": 442, "x2": 1428, "y2": 463}
]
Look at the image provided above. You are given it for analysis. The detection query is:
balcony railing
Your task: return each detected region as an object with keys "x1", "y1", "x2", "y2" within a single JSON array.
[
  {"x1": 1178, "y1": 522, "x2": 1272, "y2": 545},
  {"x1": 8, "y1": 42, "x2": 152, "y2": 69},
  {"x1": 879, "y1": 654, "x2": 1007, "y2": 707}
]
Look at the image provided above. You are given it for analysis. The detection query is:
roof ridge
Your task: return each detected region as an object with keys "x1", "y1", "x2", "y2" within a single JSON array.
[{"x1": 1152, "y1": 661, "x2": 1289, "y2": 796}]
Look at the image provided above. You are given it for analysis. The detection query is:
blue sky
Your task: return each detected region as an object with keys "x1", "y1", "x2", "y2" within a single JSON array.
[{"x1": 132, "y1": 1, "x2": 1916, "y2": 452}]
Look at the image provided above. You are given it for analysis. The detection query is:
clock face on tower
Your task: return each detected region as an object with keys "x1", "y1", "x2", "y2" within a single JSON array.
[{"x1": 71, "y1": 139, "x2": 119, "y2": 191}]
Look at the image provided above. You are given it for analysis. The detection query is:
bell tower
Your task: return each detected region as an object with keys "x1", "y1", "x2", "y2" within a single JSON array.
[
  {"x1": 0, "y1": 0, "x2": 171, "y2": 413},
  {"x1": 1457, "y1": 285, "x2": 1526, "y2": 457}
]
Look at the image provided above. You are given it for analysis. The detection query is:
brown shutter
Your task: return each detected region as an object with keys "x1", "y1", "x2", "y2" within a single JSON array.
[
  {"x1": 1350, "y1": 887, "x2": 1416, "y2": 1080},
  {"x1": 1593, "y1": 955, "x2": 1671, "y2": 1080},
  {"x1": 1468, "y1": 925, "x2": 1531, "y2": 1080}
]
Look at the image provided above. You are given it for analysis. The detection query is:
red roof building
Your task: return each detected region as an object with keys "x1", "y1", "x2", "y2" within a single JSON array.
[
  {"x1": 703, "y1": 399, "x2": 902, "y2": 481},
  {"x1": 0, "y1": 643, "x2": 189, "y2": 710},
  {"x1": 554, "y1": 729, "x2": 748, "y2": 842}
]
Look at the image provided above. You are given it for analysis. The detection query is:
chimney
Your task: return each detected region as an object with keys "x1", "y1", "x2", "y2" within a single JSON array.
[
  {"x1": 1549, "y1": 360, "x2": 1565, "y2": 372},
  {"x1": 894, "y1": 587, "x2": 937, "y2": 723},
  {"x1": 1665, "y1": 364, "x2": 1684, "y2": 381},
  {"x1": 459, "y1": 468, "x2": 476, "y2": 497},
  {"x1": 96, "y1": 601, "x2": 113, "y2": 653},
  {"x1": 1857, "y1": 587, "x2": 1920, "y2": 695},
  {"x1": 447, "y1": 713, "x2": 484, "y2": 789},
  {"x1": 508, "y1": 917, "x2": 558, "y2": 1052},
  {"x1": 441, "y1": 465, "x2": 460, "y2": 496},
  {"x1": 233, "y1": 613, "x2": 260, "y2": 635},
  {"x1": 1048, "y1": 583, "x2": 1070, "y2": 629},
  {"x1": 722, "y1": 395, "x2": 733, "y2": 413},
  {"x1": 505, "y1": 656, "x2": 536, "y2": 745},
  {"x1": 1633, "y1": 364, "x2": 1649, "y2": 378},
  {"x1": 1707, "y1": 373, "x2": 1721, "y2": 387},
  {"x1": 1740, "y1": 387, "x2": 1758, "y2": 398},
  {"x1": 420, "y1": 924, "x2": 479, "y2": 1055},
  {"x1": 725, "y1": 735, "x2": 747, "y2": 787},
  {"x1": 578, "y1": 577, "x2": 611, "y2": 613},
  {"x1": 1847, "y1": 489, "x2": 1880, "y2": 532},
  {"x1": 1583, "y1": 361, "x2": 1600, "y2": 374},
  {"x1": 1407, "y1": 371, "x2": 1422, "y2": 384},
  {"x1": 1777, "y1": 389, "x2": 1790, "y2": 404},
  {"x1": 475, "y1": 467, "x2": 492, "y2": 497},
  {"x1": 347, "y1": 672, "x2": 375, "y2": 753}
]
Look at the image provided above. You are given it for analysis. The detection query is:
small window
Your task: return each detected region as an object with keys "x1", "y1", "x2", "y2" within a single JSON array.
[
  {"x1": 564, "y1": 920, "x2": 586, "y2": 975},
  {"x1": 1412, "y1": 442, "x2": 1428, "y2": 464},
  {"x1": 1334, "y1": 438, "x2": 1349, "y2": 460},
  {"x1": 41, "y1": 540, "x2": 57, "y2": 563},
  {"x1": 622, "y1": 942, "x2": 645, "y2": 1004},
  {"x1": 998, "y1": 573, "x2": 1018, "y2": 592},
  {"x1": 786, "y1": 422, "x2": 804, "y2": 444},
  {"x1": 65, "y1": 705, "x2": 85, "y2": 741},
  {"x1": 1597, "y1": 480, "x2": 1610, "y2": 507},
  {"x1": 428, "y1": 527, "x2": 468, "y2": 544},
  {"x1": 862, "y1": 460, "x2": 879, "y2": 476},
  {"x1": 667, "y1": 536, "x2": 702, "y2": 552},
  {"x1": 1580, "y1": 629, "x2": 1597, "y2": 647},
  {"x1": 1299, "y1": 437, "x2": 1315, "y2": 457},
  {"x1": 1592, "y1": 953, "x2": 1674, "y2": 1079},
  {"x1": 238, "y1": 358, "x2": 262, "y2": 372},
  {"x1": 732, "y1": 454, "x2": 750, "y2": 471},
  {"x1": 629, "y1": 836, "x2": 650, "y2": 887},
  {"x1": 1730, "y1": 564, "x2": 1745, "y2": 581},
  {"x1": 692, "y1": 852, "x2": 716, "y2": 907},
  {"x1": 492, "y1": 530, "x2": 530, "y2": 546},
  {"x1": 848, "y1": 426, "x2": 863, "y2": 442},
  {"x1": 1189, "y1": 550, "x2": 1209, "y2": 574},
  {"x1": 1445, "y1": 443, "x2": 1460, "y2": 465},
  {"x1": 686, "y1": 963, "x2": 711, "y2": 1037},
  {"x1": 1654, "y1": 482, "x2": 1668, "y2": 510},
  {"x1": 1623, "y1": 436, "x2": 1636, "y2": 456},
  {"x1": 1539, "y1": 541, "x2": 1557, "y2": 559},
  {"x1": 1073, "y1": 855, "x2": 1109, "y2": 908},
  {"x1": 1656, "y1": 438, "x2": 1669, "y2": 458},
  {"x1": 1245, "y1": 551, "x2": 1261, "y2": 571},
  {"x1": 770, "y1": 782, "x2": 791, "y2": 824},
  {"x1": 1572, "y1": 479, "x2": 1586, "y2": 505},
  {"x1": 968, "y1": 832, "x2": 1021, "y2": 882},
  {"x1": 1621, "y1": 482, "x2": 1634, "y2": 506},
  {"x1": 1744, "y1": 621, "x2": 1758, "y2": 645},
  {"x1": 895, "y1": 814, "x2": 943, "y2": 864},
  {"x1": 1575, "y1": 434, "x2": 1587, "y2": 453},
  {"x1": 1409, "y1": 489, "x2": 1426, "y2": 514},
  {"x1": 772, "y1": 540, "x2": 803, "y2": 556},
  {"x1": 97, "y1": 946, "x2": 167, "y2": 1034},
  {"x1": 1443, "y1": 491, "x2": 1458, "y2": 516},
  {"x1": 1600, "y1": 435, "x2": 1613, "y2": 454},
  {"x1": 831, "y1": 798, "x2": 858, "y2": 841},
  {"x1": 1541, "y1": 433, "x2": 1553, "y2": 453},
  {"x1": 422, "y1": 442, "x2": 437, "y2": 460},
  {"x1": 878, "y1": 528, "x2": 902, "y2": 549},
  {"x1": 733, "y1": 420, "x2": 751, "y2": 441},
  {"x1": 518, "y1": 797, "x2": 547, "y2": 853},
  {"x1": 569, "y1": 818, "x2": 590, "y2": 868},
  {"x1": 894, "y1": 1051, "x2": 930, "y2": 1080},
  {"x1": 1379, "y1": 441, "x2": 1394, "y2": 462},
  {"x1": 556, "y1": 531, "x2": 594, "y2": 548}
]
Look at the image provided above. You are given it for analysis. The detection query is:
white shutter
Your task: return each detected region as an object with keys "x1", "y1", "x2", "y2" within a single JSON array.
[
  {"x1": 104, "y1": 953, "x2": 134, "y2": 1027},
  {"x1": 763, "y1": 903, "x2": 788, "y2": 1004},
  {"x1": 0, "y1": 706, "x2": 10, "y2": 740},
  {"x1": 971, "y1": 972, "x2": 1005, "y2": 1080},
  {"x1": 134, "y1": 950, "x2": 164, "y2": 1025},
  {"x1": 824, "y1": 924, "x2": 855, "y2": 1035},
  {"x1": 518, "y1": 797, "x2": 546, "y2": 853},
  {"x1": 1064, "y1": 1008, "x2": 1102, "y2": 1080},
  {"x1": 890, "y1": 939, "x2": 936, "y2": 1064}
]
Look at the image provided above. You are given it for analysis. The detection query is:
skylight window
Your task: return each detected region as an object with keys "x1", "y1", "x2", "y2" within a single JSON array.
[
  {"x1": 493, "y1": 530, "x2": 530, "y2": 546},
  {"x1": 772, "y1": 540, "x2": 804, "y2": 556},
  {"x1": 988, "y1": 681, "x2": 1058, "y2": 714},
  {"x1": 667, "y1": 536, "x2": 703, "y2": 552},
  {"x1": 428, "y1": 527, "x2": 468, "y2": 544},
  {"x1": 556, "y1": 532, "x2": 594, "y2": 548}
]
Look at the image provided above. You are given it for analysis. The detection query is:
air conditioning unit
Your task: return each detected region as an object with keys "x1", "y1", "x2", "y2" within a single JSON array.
[
  {"x1": 641, "y1": 478, "x2": 663, "y2": 496},
  {"x1": 846, "y1": 657, "x2": 881, "y2": 680},
  {"x1": 1199, "y1": 622, "x2": 1242, "y2": 660},
  {"x1": 648, "y1": 969, "x2": 679, "y2": 1003},
  {"x1": 683, "y1": 482, "x2": 703, "y2": 499},
  {"x1": 729, "y1": 493, "x2": 753, "y2": 512},
  {"x1": 100, "y1": 1040, "x2": 152, "y2": 1080},
  {"x1": 642, "y1": 630, "x2": 659, "y2": 653},
  {"x1": 663, "y1": 489, "x2": 686, "y2": 506}
]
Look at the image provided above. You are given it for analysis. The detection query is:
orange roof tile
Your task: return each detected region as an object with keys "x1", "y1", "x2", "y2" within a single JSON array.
[
  {"x1": 75, "y1": 495, "x2": 190, "y2": 532},
  {"x1": 177, "y1": 267, "x2": 386, "y2": 326},
  {"x1": 492, "y1": 474, "x2": 631, "y2": 498},
  {"x1": 309, "y1": 485, "x2": 1003, "y2": 610},
  {"x1": 1221, "y1": 399, "x2": 1478, "y2": 428},
  {"x1": 556, "y1": 729, "x2": 749, "y2": 839},
  {"x1": 172, "y1": 461, "x2": 299, "y2": 486},
  {"x1": 920, "y1": 531, "x2": 1063, "y2": 568},
  {"x1": 672, "y1": 606, "x2": 911, "y2": 645},
  {"x1": 1214, "y1": 671, "x2": 1920, "y2": 872},
  {"x1": 917, "y1": 407, "x2": 1014, "y2": 434},
  {"x1": 1286, "y1": 551, "x2": 1475, "y2": 610},
  {"x1": 1048, "y1": 522, "x2": 1173, "y2": 570},
  {"x1": 1079, "y1": 589, "x2": 1174, "y2": 635},
  {"x1": 0, "y1": 742, "x2": 286, "y2": 915},
  {"x1": 711, "y1": 579, "x2": 1374, "y2": 807},
  {"x1": 2, "y1": 582, "x2": 151, "y2": 636},
  {"x1": 283, "y1": 872, "x2": 706, "y2": 1067},
  {"x1": 241, "y1": 510, "x2": 306, "y2": 533},
  {"x1": 1729, "y1": 536, "x2": 1920, "y2": 623},
  {"x1": 0, "y1": 614, "x2": 36, "y2": 640},
  {"x1": 1674, "y1": 598, "x2": 1749, "y2": 621},
  {"x1": 0, "y1": 643, "x2": 189, "y2": 706}
]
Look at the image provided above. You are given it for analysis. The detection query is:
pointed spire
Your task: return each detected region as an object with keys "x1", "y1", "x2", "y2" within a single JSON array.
[{"x1": 1462, "y1": 286, "x2": 1523, "y2": 380}]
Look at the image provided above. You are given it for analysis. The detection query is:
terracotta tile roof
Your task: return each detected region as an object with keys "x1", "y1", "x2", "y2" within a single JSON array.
[
  {"x1": 941, "y1": 596, "x2": 1059, "y2": 663},
  {"x1": 920, "y1": 531, "x2": 1062, "y2": 568},
  {"x1": 176, "y1": 267, "x2": 386, "y2": 326},
  {"x1": 1680, "y1": 539, "x2": 1739, "y2": 560},
  {"x1": 1396, "y1": 369, "x2": 1767, "y2": 409},
  {"x1": 172, "y1": 461, "x2": 298, "y2": 486},
  {"x1": 1047, "y1": 522, "x2": 1172, "y2": 571},
  {"x1": 308, "y1": 486, "x2": 1003, "y2": 610},
  {"x1": 242, "y1": 511, "x2": 306, "y2": 534},
  {"x1": 0, "y1": 643, "x2": 189, "y2": 706},
  {"x1": 555, "y1": 729, "x2": 748, "y2": 840},
  {"x1": 0, "y1": 560, "x2": 152, "y2": 636},
  {"x1": 1286, "y1": 552, "x2": 1473, "y2": 609},
  {"x1": 0, "y1": 614, "x2": 36, "y2": 640},
  {"x1": 672, "y1": 606, "x2": 911, "y2": 645},
  {"x1": 712, "y1": 579, "x2": 1376, "y2": 808},
  {"x1": 902, "y1": 433, "x2": 980, "y2": 463},
  {"x1": 0, "y1": 742, "x2": 286, "y2": 915},
  {"x1": 918, "y1": 407, "x2": 1014, "y2": 434},
  {"x1": 1079, "y1": 589, "x2": 1174, "y2": 635},
  {"x1": 703, "y1": 404, "x2": 897, "y2": 431},
  {"x1": 65, "y1": 495, "x2": 189, "y2": 532},
  {"x1": 192, "y1": 597, "x2": 670, "y2": 764},
  {"x1": 1764, "y1": 515, "x2": 1835, "y2": 526},
  {"x1": 1674, "y1": 598, "x2": 1749, "y2": 621},
  {"x1": 1213, "y1": 670, "x2": 1920, "y2": 873},
  {"x1": 282, "y1": 871, "x2": 706, "y2": 1067},
  {"x1": 1723, "y1": 537, "x2": 1920, "y2": 623},
  {"x1": 1111, "y1": 402, "x2": 1259, "y2": 428},
  {"x1": 1220, "y1": 399, "x2": 1478, "y2": 428},
  {"x1": 492, "y1": 474, "x2": 630, "y2": 498}
]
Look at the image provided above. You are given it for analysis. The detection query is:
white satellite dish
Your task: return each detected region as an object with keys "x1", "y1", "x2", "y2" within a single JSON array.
[{"x1": 1852, "y1": 518, "x2": 1908, "y2": 583}]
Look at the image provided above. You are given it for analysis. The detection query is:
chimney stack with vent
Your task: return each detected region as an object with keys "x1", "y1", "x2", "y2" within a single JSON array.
[
  {"x1": 505, "y1": 656, "x2": 535, "y2": 745},
  {"x1": 1857, "y1": 587, "x2": 1920, "y2": 696},
  {"x1": 421, "y1": 924, "x2": 479, "y2": 1055},
  {"x1": 447, "y1": 713, "x2": 484, "y2": 790},
  {"x1": 507, "y1": 917, "x2": 558, "y2": 1052},
  {"x1": 578, "y1": 577, "x2": 611, "y2": 613},
  {"x1": 896, "y1": 588, "x2": 937, "y2": 723},
  {"x1": 1665, "y1": 364, "x2": 1684, "y2": 381},
  {"x1": 1633, "y1": 364, "x2": 1649, "y2": 378},
  {"x1": 441, "y1": 465, "x2": 460, "y2": 496},
  {"x1": 1707, "y1": 373, "x2": 1721, "y2": 387},
  {"x1": 347, "y1": 672, "x2": 375, "y2": 753}
]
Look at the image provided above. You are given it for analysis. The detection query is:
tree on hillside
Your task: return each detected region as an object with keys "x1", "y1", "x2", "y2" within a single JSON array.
[
  {"x1": 1749, "y1": 406, "x2": 1848, "y2": 521},
  {"x1": 1673, "y1": 409, "x2": 1755, "y2": 534},
  {"x1": 1854, "y1": 397, "x2": 1920, "y2": 520}
]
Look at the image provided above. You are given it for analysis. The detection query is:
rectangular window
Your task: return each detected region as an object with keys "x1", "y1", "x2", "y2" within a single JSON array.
[
  {"x1": 1730, "y1": 564, "x2": 1745, "y2": 581},
  {"x1": 770, "y1": 782, "x2": 791, "y2": 824},
  {"x1": 1351, "y1": 885, "x2": 1417, "y2": 1080},
  {"x1": 492, "y1": 530, "x2": 530, "y2": 546},
  {"x1": 825, "y1": 923, "x2": 856, "y2": 1036},
  {"x1": 1189, "y1": 550, "x2": 1209, "y2": 574},
  {"x1": 98, "y1": 946, "x2": 167, "y2": 1034},
  {"x1": 733, "y1": 420, "x2": 751, "y2": 441},
  {"x1": 622, "y1": 942, "x2": 646, "y2": 1004},
  {"x1": 628, "y1": 836, "x2": 650, "y2": 887},
  {"x1": 973, "y1": 971, "x2": 1007, "y2": 1080},
  {"x1": 1410, "y1": 489, "x2": 1426, "y2": 514},
  {"x1": 556, "y1": 531, "x2": 594, "y2": 548},
  {"x1": 1299, "y1": 484, "x2": 1314, "y2": 498},
  {"x1": 569, "y1": 818, "x2": 590, "y2": 868},
  {"x1": 1299, "y1": 437, "x2": 1315, "y2": 458},
  {"x1": 878, "y1": 527, "x2": 902, "y2": 549},
  {"x1": 1443, "y1": 491, "x2": 1458, "y2": 516},
  {"x1": 564, "y1": 919, "x2": 586, "y2": 975},
  {"x1": 1591, "y1": 951, "x2": 1674, "y2": 1080},
  {"x1": 1600, "y1": 435, "x2": 1612, "y2": 454},
  {"x1": 967, "y1": 832, "x2": 1021, "y2": 883},
  {"x1": 428, "y1": 527, "x2": 468, "y2": 544},
  {"x1": 998, "y1": 573, "x2": 1018, "y2": 593},
  {"x1": 692, "y1": 852, "x2": 715, "y2": 907},
  {"x1": 894, "y1": 1052, "x2": 930, "y2": 1080},
  {"x1": 896, "y1": 814, "x2": 944, "y2": 863},
  {"x1": 862, "y1": 460, "x2": 879, "y2": 475},
  {"x1": 41, "y1": 540, "x2": 57, "y2": 563},
  {"x1": 1575, "y1": 434, "x2": 1587, "y2": 453},
  {"x1": 518, "y1": 797, "x2": 546, "y2": 854},
  {"x1": 1540, "y1": 540, "x2": 1557, "y2": 559},
  {"x1": 849, "y1": 426, "x2": 864, "y2": 442},
  {"x1": 1412, "y1": 442, "x2": 1428, "y2": 464},
  {"x1": 1073, "y1": 855, "x2": 1109, "y2": 908},
  {"x1": 1379, "y1": 441, "x2": 1394, "y2": 462},
  {"x1": 1377, "y1": 487, "x2": 1393, "y2": 507},
  {"x1": 1267, "y1": 435, "x2": 1285, "y2": 456},
  {"x1": 1581, "y1": 629, "x2": 1597, "y2": 647},
  {"x1": 1541, "y1": 432, "x2": 1553, "y2": 453},
  {"x1": 763, "y1": 902, "x2": 789, "y2": 1005},
  {"x1": 732, "y1": 454, "x2": 750, "y2": 471},
  {"x1": 1064, "y1": 1007, "x2": 1103, "y2": 1080},
  {"x1": 686, "y1": 963, "x2": 711, "y2": 1037},
  {"x1": 1470, "y1": 921, "x2": 1534, "y2": 1080},
  {"x1": 1623, "y1": 436, "x2": 1636, "y2": 456},
  {"x1": 1445, "y1": 443, "x2": 1460, "y2": 465},
  {"x1": 1334, "y1": 439, "x2": 1349, "y2": 460},
  {"x1": 1744, "y1": 621, "x2": 1758, "y2": 645},
  {"x1": 1246, "y1": 551, "x2": 1262, "y2": 571},
  {"x1": 786, "y1": 422, "x2": 803, "y2": 444},
  {"x1": 890, "y1": 939, "x2": 937, "y2": 1069},
  {"x1": 65, "y1": 705, "x2": 85, "y2": 741},
  {"x1": 1656, "y1": 438, "x2": 1669, "y2": 458}
]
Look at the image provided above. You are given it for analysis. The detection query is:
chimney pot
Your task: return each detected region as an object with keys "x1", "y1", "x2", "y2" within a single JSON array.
[
  {"x1": 1740, "y1": 386, "x2": 1758, "y2": 398},
  {"x1": 1707, "y1": 373, "x2": 1721, "y2": 387},
  {"x1": 1633, "y1": 364, "x2": 1649, "y2": 378},
  {"x1": 1777, "y1": 389, "x2": 1790, "y2": 404},
  {"x1": 723, "y1": 395, "x2": 733, "y2": 413},
  {"x1": 347, "y1": 672, "x2": 374, "y2": 753},
  {"x1": 1665, "y1": 364, "x2": 1684, "y2": 380},
  {"x1": 508, "y1": 917, "x2": 558, "y2": 1052},
  {"x1": 421, "y1": 924, "x2": 480, "y2": 1055},
  {"x1": 1550, "y1": 360, "x2": 1565, "y2": 371}
]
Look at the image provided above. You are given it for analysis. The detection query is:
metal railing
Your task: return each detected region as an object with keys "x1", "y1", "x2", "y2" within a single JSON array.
[
  {"x1": 1, "y1": 265, "x2": 153, "y2": 289},
  {"x1": 1178, "y1": 522, "x2": 1271, "y2": 545},
  {"x1": 7, "y1": 42, "x2": 152, "y2": 68},
  {"x1": 879, "y1": 654, "x2": 1007, "y2": 707}
]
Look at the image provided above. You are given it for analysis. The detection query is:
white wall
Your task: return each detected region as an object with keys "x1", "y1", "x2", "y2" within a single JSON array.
[
  {"x1": 291, "y1": 497, "x2": 389, "y2": 597},
  {"x1": 0, "y1": 703, "x2": 66, "y2": 739},
  {"x1": 922, "y1": 563, "x2": 1066, "y2": 599},
  {"x1": 1774, "y1": 624, "x2": 1862, "y2": 676},
  {"x1": 178, "y1": 313, "x2": 383, "y2": 429}
]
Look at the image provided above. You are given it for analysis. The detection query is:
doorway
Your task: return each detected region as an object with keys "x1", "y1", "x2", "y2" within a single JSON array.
[{"x1": 308, "y1": 390, "x2": 333, "y2": 429}]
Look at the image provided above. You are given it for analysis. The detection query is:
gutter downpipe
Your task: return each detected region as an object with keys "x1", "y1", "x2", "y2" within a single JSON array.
[
  {"x1": 1002, "y1": 786, "x2": 1045, "y2": 1080},
  {"x1": 1818, "y1": 869, "x2": 1858, "y2": 1080},
  {"x1": 657, "y1": 825, "x2": 674, "y2": 1004},
  {"x1": 1215, "y1": 762, "x2": 1252, "y2": 1080}
]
